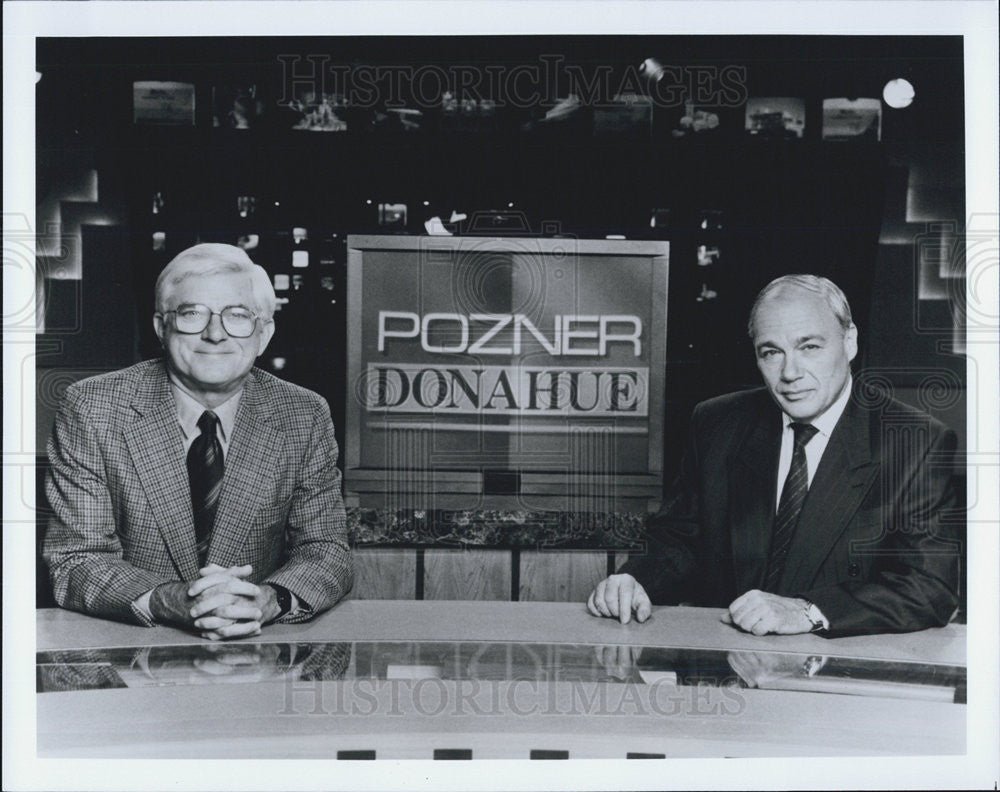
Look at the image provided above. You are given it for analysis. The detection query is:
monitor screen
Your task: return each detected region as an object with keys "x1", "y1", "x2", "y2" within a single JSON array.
[{"x1": 345, "y1": 235, "x2": 669, "y2": 511}]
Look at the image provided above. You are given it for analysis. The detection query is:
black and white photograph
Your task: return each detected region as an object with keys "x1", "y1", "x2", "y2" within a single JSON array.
[{"x1": 3, "y1": 2, "x2": 998, "y2": 790}]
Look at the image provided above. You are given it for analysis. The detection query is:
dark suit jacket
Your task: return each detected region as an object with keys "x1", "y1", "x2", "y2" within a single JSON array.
[
  {"x1": 622, "y1": 386, "x2": 960, "y2": 635},
  {"x1": 43, "y1": 359, "x2": 354, "y2": 626}
]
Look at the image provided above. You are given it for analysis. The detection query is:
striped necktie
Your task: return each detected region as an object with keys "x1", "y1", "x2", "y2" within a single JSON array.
[
  {"x1": 764, "y1": 422, "x2": 819, "y2": 592},
  {"x1": 187, "y1": 410, "x2": 224, "y2": 565}
]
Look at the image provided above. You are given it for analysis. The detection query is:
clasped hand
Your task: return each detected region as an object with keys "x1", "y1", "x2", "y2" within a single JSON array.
[{"x1": 150, "y1": 564, "x2": 280, "y2": 641}]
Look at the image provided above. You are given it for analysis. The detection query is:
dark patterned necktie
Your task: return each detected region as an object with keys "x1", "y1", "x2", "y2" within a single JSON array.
[
  {"x1": 763, "y1": 422, "x2": 819, "y2": 592},
  {"x1": 187, "y1": 410, "x2": 224, "y2": 565}
]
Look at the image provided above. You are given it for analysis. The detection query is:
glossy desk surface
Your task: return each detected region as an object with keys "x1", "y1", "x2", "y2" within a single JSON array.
[{"x1": 37, "y1": 601, "x2": 966, "y2": 759}]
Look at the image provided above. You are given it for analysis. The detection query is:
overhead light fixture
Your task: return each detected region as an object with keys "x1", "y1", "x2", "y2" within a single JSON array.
[
  {"x1": 639, "y1": 58, "x2": 665, "y2": 83},
  {"x1": 882, "y1": 78, "x2": 915, "y2": 109}
]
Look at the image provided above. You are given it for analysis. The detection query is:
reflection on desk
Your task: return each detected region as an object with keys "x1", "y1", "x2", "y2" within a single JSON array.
[
  {"x1": 37, "y1": 643, "x2": 351, "y2": 692},
  {"x1": 38, "y1": 641, "x2": 965, "y2": 705}
]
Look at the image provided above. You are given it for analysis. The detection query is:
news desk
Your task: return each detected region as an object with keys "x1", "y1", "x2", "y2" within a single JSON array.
[{"x1": 37, "y1": 601, "x2": 966, "y2": 759}]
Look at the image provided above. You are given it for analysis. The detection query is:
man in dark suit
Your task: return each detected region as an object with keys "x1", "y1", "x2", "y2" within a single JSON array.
[
  {"x1": 44, "y1": 243, "x2": 353, "y2": 640},
  {"x1": 587, "y1": 275, "x2": 959, "y2": 636}
]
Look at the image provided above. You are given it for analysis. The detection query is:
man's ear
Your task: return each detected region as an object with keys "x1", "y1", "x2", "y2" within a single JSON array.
[
  {"x1": 256, "y1": 319, "x2": 276, "y2": 357},
  {"x1": 153, "y1": 314, "x2": 166, "y2": 346},
  {"x1": 844, "y1": 323, "x2": 859, "y2": 363}
]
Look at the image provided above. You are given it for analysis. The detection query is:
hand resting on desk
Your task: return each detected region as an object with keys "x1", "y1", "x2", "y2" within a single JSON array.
[
  {"x1": 587, "y1": 576, "x2": 816, "y2": 636},
  {"x1": 586, "y1": 573, "x2": 652, "y2": 624},
  {"x1": 722, "y1": 589, "x2": 815, "y2": 635}
]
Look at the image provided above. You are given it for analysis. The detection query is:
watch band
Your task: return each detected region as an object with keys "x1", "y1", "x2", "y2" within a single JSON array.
[
  {"x1": 268, "y1": 583, "x2": 293, "y2": 617},
  {"x1": 800, "y1": 598, "x2": 827, "y2": 632}
]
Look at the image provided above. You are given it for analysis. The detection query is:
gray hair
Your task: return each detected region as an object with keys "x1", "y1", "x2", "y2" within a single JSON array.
[
  {"x1": 155, "y1": 243, "x2": 276, "y2": 319},
  {"x1": 747, "y1": 274, "x2": 854, "y2": 339}
]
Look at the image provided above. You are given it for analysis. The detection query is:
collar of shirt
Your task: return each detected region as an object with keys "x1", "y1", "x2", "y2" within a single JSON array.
[{"x1": 170, "y1": 383, "x2": 242, "y2": 456}]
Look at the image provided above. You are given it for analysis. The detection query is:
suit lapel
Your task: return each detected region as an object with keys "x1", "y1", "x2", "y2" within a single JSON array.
[
  {"x1": 729, "y1": 397, "x2": 782, "y2": 594},
  {"x1": 124, "y1": 361, "x2": 200, "y2": 579},
  {"x1": 781, "y1": 397, "x2": 878, "y2": 592},
  {"x1": 206, "y1": 370, "x2": 284, "y2": 567}
]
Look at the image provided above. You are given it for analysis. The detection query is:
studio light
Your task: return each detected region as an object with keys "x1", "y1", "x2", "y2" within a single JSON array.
[
  {"x1": 639, "y1": 58, "x2": 665, "y2": 83},
  {"x1": 882, "y1": 78, "x2": 915, "y2": 109}
]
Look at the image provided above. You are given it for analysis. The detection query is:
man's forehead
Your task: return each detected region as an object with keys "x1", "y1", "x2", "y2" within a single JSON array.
[
  {"x1": 173, "y1": 269, "x2": 253, "y2": 293},
  {"x1": 760, "y1": 290, "x2": 835, "y2": 319},
  {"x1": 753, "y1": 292, "x2": 840, "y2": 336}
]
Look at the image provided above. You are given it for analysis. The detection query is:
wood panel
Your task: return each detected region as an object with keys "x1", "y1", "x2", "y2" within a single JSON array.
[
  {"x1": 423, "y1": 550, "x2": 511, "y2": 601},
  {"x1": 518, "y1": 551, "x2": 607, "y2": 602},
  {"x1": 350, "y1": 548, "x2": 417, "y2": 600}
]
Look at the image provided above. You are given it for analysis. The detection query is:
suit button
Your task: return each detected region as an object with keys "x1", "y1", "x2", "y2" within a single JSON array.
[{"x1": 848, "y1": 562, "x2": 861, "y2": 577}]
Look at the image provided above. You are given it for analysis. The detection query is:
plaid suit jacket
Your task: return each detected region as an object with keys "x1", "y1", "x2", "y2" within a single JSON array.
[{"x1": 44, "y1": 359, "x2": 353, "y2": 626}]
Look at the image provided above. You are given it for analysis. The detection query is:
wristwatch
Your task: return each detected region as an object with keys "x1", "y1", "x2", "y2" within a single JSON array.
[
  {"x1": 801, "y1": 598, "x2": 829, "y2": 632},
  {"x1": 267, "y1": 583, "x2": 293, "y2": 618}
]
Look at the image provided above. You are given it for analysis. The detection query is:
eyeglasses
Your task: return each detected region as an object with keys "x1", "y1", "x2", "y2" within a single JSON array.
[{"x1": 163, "y1": 304, "x2": 262, "y2": 338}]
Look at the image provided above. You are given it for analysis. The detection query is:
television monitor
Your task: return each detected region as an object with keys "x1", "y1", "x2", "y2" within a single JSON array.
[{"x1": 345, "y1": 235, "x2": 669, "y2": 512}]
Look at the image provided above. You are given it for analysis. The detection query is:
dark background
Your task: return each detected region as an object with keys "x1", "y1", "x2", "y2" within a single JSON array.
[{"x1": 34, "y1": 35, "x2": 967, "y2": 602}]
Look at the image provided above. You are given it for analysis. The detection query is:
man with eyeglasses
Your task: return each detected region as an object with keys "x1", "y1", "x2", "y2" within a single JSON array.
[{"x1": 44, "y1": 243, "x2": 353, "y2": 639}]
